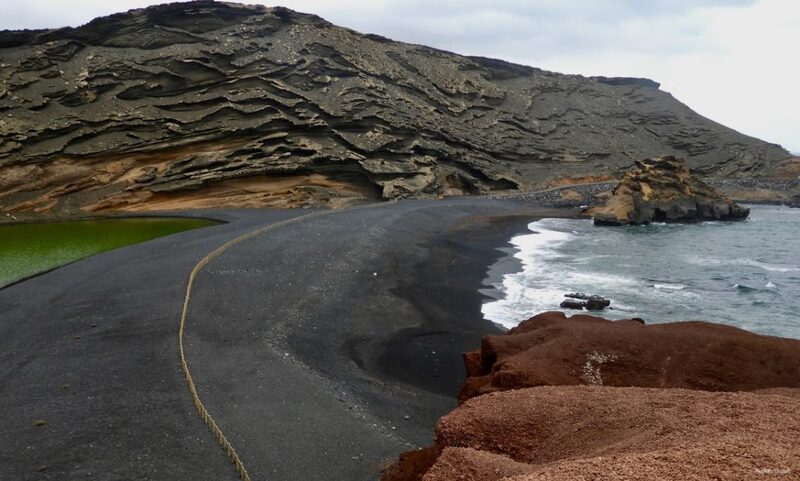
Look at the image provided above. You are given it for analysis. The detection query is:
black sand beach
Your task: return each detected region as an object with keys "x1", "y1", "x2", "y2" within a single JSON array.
[
  {"x1": 0, "y1": 199, "x2": 575, "y2": 481},
  {"x1": 374, "y1": 212, "x2": 573, "y2": 396}
]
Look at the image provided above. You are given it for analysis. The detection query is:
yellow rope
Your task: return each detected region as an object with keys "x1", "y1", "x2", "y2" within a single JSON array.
[
  {"x1": 177, "y1": 197, "x2": 561, "y2": 479},
  {"x1": 177, "y1": 206, "x2": 375, "y2": 480}
]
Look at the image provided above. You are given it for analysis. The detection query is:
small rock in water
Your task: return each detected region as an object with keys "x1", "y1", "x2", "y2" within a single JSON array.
[
  {"x1": 560, "y1": 299, "x2": 586, "y2": 310},
  {"x1": 585, "y1": 297, "x2": 611, "y2": 310},
  {"x1": 560, "y1": 293, "x2": 611, "y2": 310}
]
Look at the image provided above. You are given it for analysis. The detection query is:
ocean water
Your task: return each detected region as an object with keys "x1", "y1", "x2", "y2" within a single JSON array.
[{"x1": 482, "y1": 205, "x2": 800, "y2": 339}]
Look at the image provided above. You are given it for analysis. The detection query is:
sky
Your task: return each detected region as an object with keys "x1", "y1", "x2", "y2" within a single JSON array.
[{"x1": 1, "y1": 0, "x2": 798, "y2": 152}]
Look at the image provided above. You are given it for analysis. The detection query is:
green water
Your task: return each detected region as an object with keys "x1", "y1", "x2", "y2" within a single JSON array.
[{"x1": 0, "y1": 217, "x2": 217, "y2": 288}]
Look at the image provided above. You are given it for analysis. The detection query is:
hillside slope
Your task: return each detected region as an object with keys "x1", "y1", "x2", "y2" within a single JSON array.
[{"x1": 0, "y1": 1, "x2": 792, "y2": 214}]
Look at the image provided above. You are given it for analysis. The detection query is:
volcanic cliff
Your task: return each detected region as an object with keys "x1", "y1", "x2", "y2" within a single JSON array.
[
  {"x1": 384, "y1": 312, "x2": 800, "y2": 481},
  {"x1": 0, "y1": 1, "x2": 794, "y2": 215}
]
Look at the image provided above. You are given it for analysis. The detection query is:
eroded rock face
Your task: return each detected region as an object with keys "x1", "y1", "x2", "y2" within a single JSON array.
[
  {"x1": 459, "y1": 311, "x2": 800, "y2": 402},
  {"x1": 0, "y1": 2, "x2": 792, "y2": 214},
  {"x1": 423, "y1": 386, "x2": 800, "y2": 481},
  {"x1": 381, "y1": 312, "x2": 800, "y2": 481},
  {"x1": 588, "y1": 156, "x2": 750, "y2": 225}
]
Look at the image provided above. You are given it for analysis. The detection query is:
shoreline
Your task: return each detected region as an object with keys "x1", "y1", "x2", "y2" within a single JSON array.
[
  {"x1": 468, "y1": 204, "x2": 800, "y2": 340},
  {"x1": 3, "y1": 176, "x2": 796, "y2": 225},
  {"x1": 12, "y1": 200, "x2": 751, "y2": 480},
  {"x1": 7, "y1": 198, "x2": 792, "y2": 480},
  {"x1": 372, "y1": 209, "x2": 578, "y2": 398},
  {"x1": 490, "y1": 178, "x2": 800, "y2": 209}
]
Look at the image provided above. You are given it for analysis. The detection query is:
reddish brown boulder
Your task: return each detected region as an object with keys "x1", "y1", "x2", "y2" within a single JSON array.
[
  {"x1": 422, "y1": 447, "x2": 531, "y2": 481},
  {"x1": 425, "y1": 386, "x2": 800, "y2": 481},
  {"x1": 460, "y1": 311, "x2": 800, "y2": 402},
  {"x1": 382, "y1": 312, "x2": 800, "y2": 481},
  {"x1": 380, "y1": 446, "x2": 439, "y2": 481}
]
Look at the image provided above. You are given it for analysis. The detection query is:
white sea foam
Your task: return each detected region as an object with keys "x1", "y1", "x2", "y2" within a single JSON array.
[
  {"x1": 482, "y1": 219, "x2": 577, "y2": 328},
  {"x1": 741, "y1": 259, "x2": 798, "y2": 272},
  {"x1": 510, "y1": 225, "x2": 572, "y2": 264},
  {"x1": 482, "y1": 218, "x2": 657, "y2": 327},
  {"x1": 568, "y1": 271, "x2": 638, "y2": 287},
  {"x1": 482, "y1": 205, "x2": 800, "y2": 338},
  {"x1": 610, "y1": 302, "x2": 637, "y2": 312},
  {"x1": 687, "y1": 256, "x2": 798, "y2": 273},
  {"x1": 755, "y1": 264, "x2": 798, "y2": 273}
]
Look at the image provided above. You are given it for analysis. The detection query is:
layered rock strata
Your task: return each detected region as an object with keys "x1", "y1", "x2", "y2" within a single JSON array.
[
  {"x1": 588, "y1": 156, "x2": 750, "y2": 225},
  {"x1": 0, "y1": 2, "x2": 792, "y2": 214}
]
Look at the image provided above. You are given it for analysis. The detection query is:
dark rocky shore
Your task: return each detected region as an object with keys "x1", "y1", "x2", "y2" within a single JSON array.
[
  {"x1": 3, "y1": 194, "x2": 798, "y2": 481},
  {"x1": 2, "y1": 3, "x2": 798, "y2": 479},
  {"x1": 491, "y1": 177, "x2": 800, "y2": 209}
]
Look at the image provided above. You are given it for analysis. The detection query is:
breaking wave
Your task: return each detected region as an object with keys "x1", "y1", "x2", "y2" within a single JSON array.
[{"x1": 481, "y1": 205, "x2": 800, "y2": 339}]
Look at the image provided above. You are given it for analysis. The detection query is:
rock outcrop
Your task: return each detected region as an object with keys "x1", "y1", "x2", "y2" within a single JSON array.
[
  {"x1": 382, "y1": 312, "x2": 800, "y2": 481},
  {"x1": 559, "y1": 292, "x2": 610, "y2": 310},
  {"x1": 0, "y1": 2, "x2": 792, "y2": 215},
  {"x1": 587, "y1": 156, "x2": 751, "y2": 225},
  {"x1": 459, "y1": 311, "x2": 800, "y2": 402},
  {"x1": 419, "y1": 387, "x2": 800, "y2": 481}
]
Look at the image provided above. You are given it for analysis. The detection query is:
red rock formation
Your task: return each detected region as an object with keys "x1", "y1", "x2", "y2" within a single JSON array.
[
  {"x1": 379, "y1": 446, "x2": 439, "y2": 481},
  {"x1": 382, "y1": 312, "x2": 800, "y2": 481},
  {"x1": 460, "y1": 311, "x2": 800, "y2": 402},
  {"x1": 426, "y1": 386, "x2": 800, "y2": 481}
]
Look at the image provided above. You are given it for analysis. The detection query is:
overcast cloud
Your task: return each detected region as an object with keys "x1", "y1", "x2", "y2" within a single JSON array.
[{"x1": 1, "y1": 0, "x2": 797, "y2": 152}]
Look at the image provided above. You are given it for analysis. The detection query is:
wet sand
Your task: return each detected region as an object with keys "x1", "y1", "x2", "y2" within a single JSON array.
[{"x1": 374, "y1": 213, "x2": 570, "y2": 397}]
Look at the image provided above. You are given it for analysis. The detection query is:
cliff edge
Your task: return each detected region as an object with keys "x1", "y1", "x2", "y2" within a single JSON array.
[{"x1": 383, "y1": 312, "x2": 800, "y2": 481}]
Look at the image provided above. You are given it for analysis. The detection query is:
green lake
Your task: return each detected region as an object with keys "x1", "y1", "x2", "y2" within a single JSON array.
[{"x1": 0, "y1": 217, "x2": 218, "y2": 288}]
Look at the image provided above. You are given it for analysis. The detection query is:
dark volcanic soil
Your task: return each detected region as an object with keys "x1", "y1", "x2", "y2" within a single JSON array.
[
  {"x1": 0, "y1": 198, "x2": 569, "y2": 481},
  {"x1": 375, "y1": 212, "x2": 576, "y2": 397}
]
